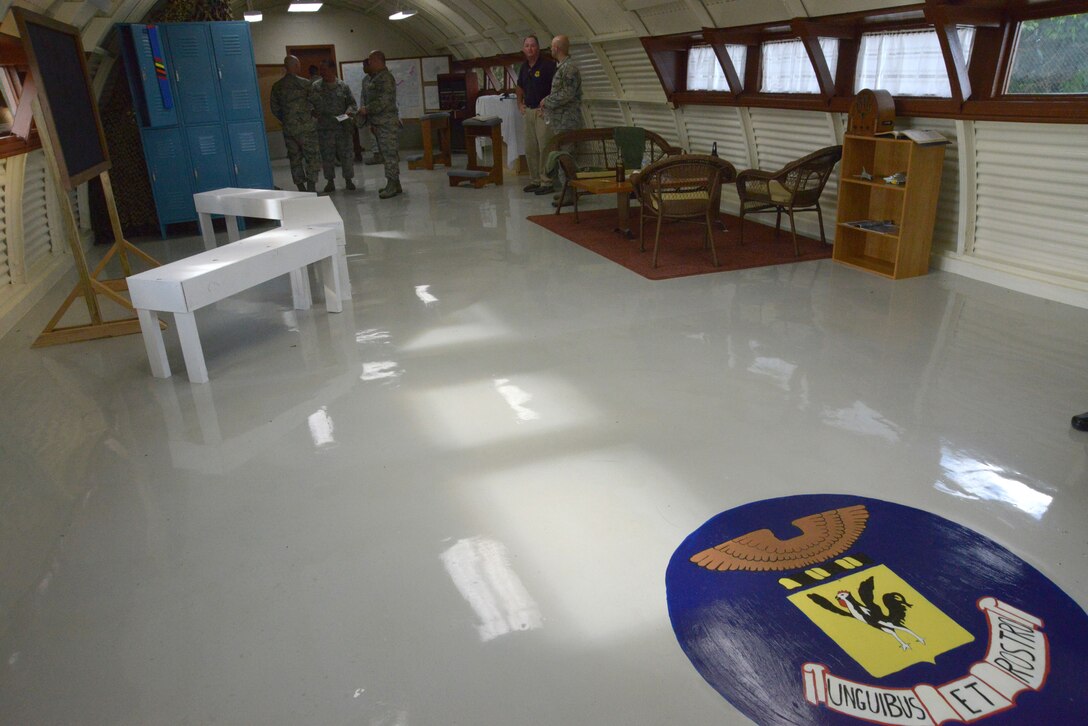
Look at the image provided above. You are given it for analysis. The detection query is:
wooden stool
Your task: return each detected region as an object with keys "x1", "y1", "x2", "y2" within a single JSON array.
[
  {"x1": 407, "y1": 112, "x2": 452, "y2": 170},
  {"x1": 447, "y1": 118, "x2": 503, "y2": 188}
]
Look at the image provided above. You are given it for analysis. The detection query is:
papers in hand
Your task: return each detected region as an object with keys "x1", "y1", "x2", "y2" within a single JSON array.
[{"x1": 335, "y1": 113, "x2": 351, "y2": 122}]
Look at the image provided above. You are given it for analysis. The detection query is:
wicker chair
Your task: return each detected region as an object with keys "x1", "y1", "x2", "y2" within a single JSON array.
[
  {"x1": 630, "y1": 154, "x2": 737, "y2": 268},
  {"x1": 736, "y1": 145, "x2": 842, "y2": 256},
  {"x1": 544, "y1": 127, "x2": 682, "y2": 210}
]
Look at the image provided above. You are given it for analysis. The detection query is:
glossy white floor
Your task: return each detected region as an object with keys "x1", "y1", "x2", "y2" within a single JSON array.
[{"x1": 1, "y1": 159, "x2": 1086, "y2": 725}]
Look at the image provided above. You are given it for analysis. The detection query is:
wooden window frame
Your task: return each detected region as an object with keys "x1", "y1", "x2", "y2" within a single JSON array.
[
  {"x1": 637, "y1": 0, "x2": 1088, "y2": 123},
  {"x1": 0, "y1": 33, "x2": 42, "y2": 160}
]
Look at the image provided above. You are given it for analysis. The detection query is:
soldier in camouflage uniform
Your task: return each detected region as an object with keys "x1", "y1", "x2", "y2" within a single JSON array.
[
  {"x1": 358, "y1": 60, "x2": 383, "y2": 166},
  {"x1": 358, "y1": 50, "x2": 402, "y2": 199},
  {"x1": 310, "y1": 60, "x2": 359, "y2": 192},
  {"x1": 270, "y1": 56, "x2": 320, "y2": 192},
  {"x1": 539, "y1": 35, "x2": 584, "y2": 207}
]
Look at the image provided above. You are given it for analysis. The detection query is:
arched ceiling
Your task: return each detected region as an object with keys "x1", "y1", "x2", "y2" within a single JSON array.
[{"x1": 222, "y1": 0, "x2": 917, "y2": 58}]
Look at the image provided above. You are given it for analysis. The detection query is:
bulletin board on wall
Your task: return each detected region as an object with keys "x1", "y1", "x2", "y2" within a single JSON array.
[
  {"x1": 342, "y1": 55, "x2": 450, "y2": 119},
  {"x1": 256, "y1": 64, "x2": 283, "y2": 133},
  {"x1": 386, "y1": 57, "x2": 423, "y2": 119}
]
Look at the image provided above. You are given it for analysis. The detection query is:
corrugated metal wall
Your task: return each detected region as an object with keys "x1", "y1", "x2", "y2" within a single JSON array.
[
  {"x1": 21, "y1": 151, "x2": 54, "y2": 273},
  {"x1": 899, "y1": 117, "x2": 960, "y2": 256},
  {"x1": 585, "y1": 100, "x2": 626, "y2": 129},
  {"x1": 972, "y1": 122, "x2": 1088, "y2": 284},
  {"x1": 626, "y1": 102, "x2": 681, "y2": 147},
  {"x1": 603, "y1": 40, "x2": 667, "y2": 102}
]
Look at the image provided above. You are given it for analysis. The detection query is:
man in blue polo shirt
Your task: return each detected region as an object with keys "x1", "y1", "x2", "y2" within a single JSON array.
[{"x1": 516, "y1": 35, "x2": 557, "y2": 194}]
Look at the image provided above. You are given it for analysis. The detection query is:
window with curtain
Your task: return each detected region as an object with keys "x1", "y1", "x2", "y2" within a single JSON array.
[
  {"x1": 686, "y1": 44, "x2": 747, "y2": 91},
  {"x1": 1006, "y1": 12, "x2": 1088, "y2": 94},
  {"x1": 855, "y1": 27, "x2": 976, "y2": 97},
  {"x1": 760, "y1": 38, "x2": 838, "y2": 93}
]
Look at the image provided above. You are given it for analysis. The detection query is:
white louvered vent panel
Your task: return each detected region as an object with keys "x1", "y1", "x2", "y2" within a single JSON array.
[
  {"x1": 67, "y1": 188, "x2": 81, "y2": 231},
  {"x1": 973, "y1": 122, "x2": 1088, "y2": 282},
  {"x1": 750, "y1": 108, "x2": 840, "y2": 238},
  {"x1": 638, "y1": 2, "x2": 699, "y2": 37},
  {"x1": 679, "y1": 105, "x2": 748, "y2": 160},
  {"x1": 625, "y1": 102, "x2": 680, "y2": 148},
  {"x1": 585, "y1": 100, "x2": 625, "y2": 129},
  {"x1": 569, "y1": 45, "x2": 613, "y2": 100},
  {"x1": 679, "y1": 105, "x2": 750, "y2": 212},
  {"x1": 898, "y1": 117, "x2": 959, "y2": 255},
  {"x1": 22, "y1": 151, "x2": 54, "y2": 272},
  {"x1": 603, "y1": 40, "x2": 665, "y2": 102},
  {"x1": 581, "y1": 0, "x2": 635, "y2": 37},
  {"x1": 86, "y1": 51, "x2": 105, "y2": 85},
  {"x1": 0, "y1": 158, "x2": 8, "y2": 286}
]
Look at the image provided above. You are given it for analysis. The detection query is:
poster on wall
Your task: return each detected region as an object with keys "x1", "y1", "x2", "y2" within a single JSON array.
[
  {"x1": 340, "y1": 60, "x2": 366, "y2": 106},
  {"x1": 386, "y1": 57, "x2": 424, "y2": 119},
  {"x1": 424, "y1": 85, "x2": 440, "y2": 112},
  {"x1": 421, "y1": 55, "x2": 450, "y2": 83}
]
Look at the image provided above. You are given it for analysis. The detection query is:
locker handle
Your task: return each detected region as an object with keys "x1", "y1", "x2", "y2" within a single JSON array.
[
  {"x1": 175, "y1": 70, "x2": 180, "y2": 83},
  {"x1": 234, "y1": 163, "x2": 239, "y2": 176},
  {"x1": 218, "y1": 67, "x2": 223, "y2": 80},
  {"x1": 194, "y1": 169, "x2": 199, "y2": 180}
]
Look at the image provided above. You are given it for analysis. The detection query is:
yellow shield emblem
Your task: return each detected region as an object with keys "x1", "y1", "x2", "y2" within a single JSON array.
[{"x1": 789, "y1": 565, "x2": 974, "y2": 678}]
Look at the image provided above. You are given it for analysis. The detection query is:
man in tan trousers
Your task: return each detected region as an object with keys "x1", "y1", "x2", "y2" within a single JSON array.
[{"x1": 515, "y1": 35, "x2": 557, "y2": 195}]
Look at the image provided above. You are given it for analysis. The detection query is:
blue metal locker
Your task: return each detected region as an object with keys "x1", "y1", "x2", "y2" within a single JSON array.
[
  {"x1": 211, "y1": 23, "x2": 261, "y2": 123},
  {"x1": 186, "y1": 125, "x2": 234, "y2": 192},
  {"x1": 142, "y1": 127, "x2": 195, "y2": 236},
  {"x1": 163, "y1": 24, "x2": 221, "y2": 126},
  {"x1": 120, "y1": 25, "x2": 177, "y2": 128},
  {"x1": 228, "y1": 122, "x2": 274, "y2": 189},
  {"x1": 119, "y1": 21, "x2": 274, "y2": 236}
]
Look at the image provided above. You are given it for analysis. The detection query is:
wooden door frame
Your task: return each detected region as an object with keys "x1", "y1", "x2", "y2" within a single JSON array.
[{"x1": 287, "y1": 44, "x2": 337, "y2": 79}]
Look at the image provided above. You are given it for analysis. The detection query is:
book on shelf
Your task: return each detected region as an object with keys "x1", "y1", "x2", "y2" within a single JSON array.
[
  {"x1": 843, "y1": 219, "x2": 900, "y2": 235},
  {"x1": 877, "y1": 129, "x2": 950, "y2": 145}
]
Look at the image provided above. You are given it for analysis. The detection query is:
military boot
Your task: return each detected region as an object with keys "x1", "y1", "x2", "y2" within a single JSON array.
[
  {"x1": 323, "y1": 180, "x2": 335, "y2": 193},
  {"x1": 345, "y1": 179, "x2": 356, "y2": 191},
  {"x1": 378, "y1": 179, "x2": 402, "y2": 199},
  {"x1": 306, "y1": 181, "x2": 316, "y2": 193},
  {"x1": 296, "y1": 183, "x2": 307, "y2": 192}
]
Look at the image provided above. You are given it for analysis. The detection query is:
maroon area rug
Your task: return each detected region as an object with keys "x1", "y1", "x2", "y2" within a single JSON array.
[{"x1": 528, "y1": 207, "x2": 833, "y2": 280}]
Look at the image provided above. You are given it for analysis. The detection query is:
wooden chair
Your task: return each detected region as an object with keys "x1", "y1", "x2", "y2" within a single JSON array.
[
  {"x1": 630, "y1": 154, "x2": 737, "y2": 268},
  {"x1": 736, "y1": 145, "x2": 843, "y2": 256}
]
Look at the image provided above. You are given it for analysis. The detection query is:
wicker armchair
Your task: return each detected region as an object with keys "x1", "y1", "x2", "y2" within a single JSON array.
[
  {"x1": 736, "y1": 145, "x2": 842, "y2": 256},
  {"x1": 630, "y1": 154, "x2": 737, "y2": 268}
]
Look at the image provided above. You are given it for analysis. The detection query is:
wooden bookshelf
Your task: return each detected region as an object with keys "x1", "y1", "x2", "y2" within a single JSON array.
[{"x1": 833, "y1": 134, "x2": 945, "y2": 280}]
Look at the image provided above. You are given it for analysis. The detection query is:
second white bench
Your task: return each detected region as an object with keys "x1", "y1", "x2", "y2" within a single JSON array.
[
  {"x1": 193, "y1": 188, "x2": 352, "y2": 301},
  {"x1": 128, "y1": 225, "x2": 342, "y2": 384}
]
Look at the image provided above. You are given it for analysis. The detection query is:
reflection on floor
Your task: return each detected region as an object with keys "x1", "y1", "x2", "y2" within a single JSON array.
[{"x1": 1, "y1": 159, "x2": 1086, "y2": 725}]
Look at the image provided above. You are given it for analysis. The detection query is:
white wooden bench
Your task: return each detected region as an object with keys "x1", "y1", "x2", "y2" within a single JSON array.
[
  {"x1": 193, "y1": 188, "x2": 352, "y2": 300},
  {"x1": 127, "y1": 225, "x2": 342, "y2": 384}
]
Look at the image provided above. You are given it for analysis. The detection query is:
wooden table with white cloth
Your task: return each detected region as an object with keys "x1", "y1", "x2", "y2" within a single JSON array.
[{"x1": 473, "y1": 95, "x2": 525, "y2": 169}]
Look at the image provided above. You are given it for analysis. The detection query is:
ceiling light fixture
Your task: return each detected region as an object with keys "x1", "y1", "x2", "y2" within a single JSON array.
[
  {"x1": 288, "y1": 2, "x2": 323, "y2": 11},
  {"x1": 243, "y1": 9, "x2": 263, "y2": 21},
  {"x1": 389, "y1": 7, "x2": 417, "y2": 19}
]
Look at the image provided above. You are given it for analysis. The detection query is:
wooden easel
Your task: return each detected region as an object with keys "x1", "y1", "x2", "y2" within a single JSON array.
[{"x1": 12, "y1": 10, "x2": 161, "y2": 347}]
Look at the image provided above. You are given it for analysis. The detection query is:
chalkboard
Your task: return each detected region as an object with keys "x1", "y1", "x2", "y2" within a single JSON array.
[{"x1": 14, "y1": 9, "x2": 110, "y2": 189}]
